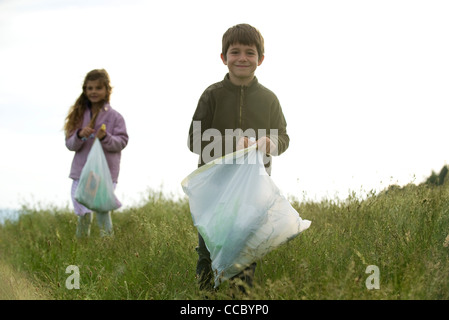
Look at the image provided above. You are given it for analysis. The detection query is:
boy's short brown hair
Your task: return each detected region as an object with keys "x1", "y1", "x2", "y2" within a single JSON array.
[{"x1": 222, "y1": 23, "x2": 264, "y2": 61}]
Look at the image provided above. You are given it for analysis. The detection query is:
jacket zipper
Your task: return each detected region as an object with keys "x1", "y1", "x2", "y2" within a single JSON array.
[{"x1": 239, "y1": 86, "x2": 244, "y2": 129}]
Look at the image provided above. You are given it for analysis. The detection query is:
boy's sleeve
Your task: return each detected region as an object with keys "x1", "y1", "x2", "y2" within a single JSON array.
[
  {"x1": 187, "y1": 90, "x2": 237, "y2": 165},
  {"x1": 188, "y1": 91, "x2": 211, "y2": 156},
  {"x1": 270, "y1": 99, "x2": 290, "y2": 156}
]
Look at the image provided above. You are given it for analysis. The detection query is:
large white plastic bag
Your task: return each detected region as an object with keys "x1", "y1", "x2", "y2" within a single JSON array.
[
  {"x1": 182, "y1": 145, "x2": 311, "y2": 287},
  {"x1": 75, "y1": 138, "x2": 121, "y2": 212}
]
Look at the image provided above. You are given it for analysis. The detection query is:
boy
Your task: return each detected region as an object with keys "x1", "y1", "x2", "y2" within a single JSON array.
[{"x1": 187, "y1": 23, "x2": 290, "y2": 292}]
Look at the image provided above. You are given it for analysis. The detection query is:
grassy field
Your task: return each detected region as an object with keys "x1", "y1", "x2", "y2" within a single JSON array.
[
  {"x1": 0, "y1": 184, "x2": 448, "y2": 300},
  {"x1": 0, "y1": 260, "x2": 48, "y2": 300}
]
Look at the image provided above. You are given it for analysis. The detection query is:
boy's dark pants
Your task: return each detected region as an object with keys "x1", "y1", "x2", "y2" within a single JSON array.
[{"x1": 196, "y1": 232, "x2": 256, "y2": 292}]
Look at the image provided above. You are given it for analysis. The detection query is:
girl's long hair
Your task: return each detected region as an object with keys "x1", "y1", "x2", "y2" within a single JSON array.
[{"x1": 64, "y1": 69, "x2": 112, "y2": 137}]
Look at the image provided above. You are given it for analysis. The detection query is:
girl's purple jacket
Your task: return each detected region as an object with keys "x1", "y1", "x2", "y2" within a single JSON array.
[{"x1": 66, "y1": 103, "x2": 129, "y2": 183}]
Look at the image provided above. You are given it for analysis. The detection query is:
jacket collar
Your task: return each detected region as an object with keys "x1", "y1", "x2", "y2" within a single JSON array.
[
  {"x1": 87, "y1": 101, "x2": 112, "y2": 113},
  {"x1": 222, "y1": 73, "x2": 259, "y2": 91},
  {"x1": 86, "y1": 102, "x2": 111, "y2": 128},
  {"x1": 102, "y1": 102, "x2": 111, "y2": 112}
]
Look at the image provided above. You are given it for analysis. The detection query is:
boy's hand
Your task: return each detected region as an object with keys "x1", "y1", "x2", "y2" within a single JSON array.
[
  {"x1": 257, "y1": 136, "x2": 277, "y2": 155},
  {"x1": 236, "y1": 136, "x2": 256, "y2": 150}
]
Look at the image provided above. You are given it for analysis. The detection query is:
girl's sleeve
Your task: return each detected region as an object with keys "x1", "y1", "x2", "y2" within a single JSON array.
[
  {"x1": 65, "y1": 129, "x2": 84, "y2": 151},
  {"x1": 100, "y1": 114, "x2": 129, "y2": 152}
]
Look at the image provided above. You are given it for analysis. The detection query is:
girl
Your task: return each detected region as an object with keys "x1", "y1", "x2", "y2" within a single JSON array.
[{"x1": 64, "y1": 69, "x2": 129, "y2": 237}]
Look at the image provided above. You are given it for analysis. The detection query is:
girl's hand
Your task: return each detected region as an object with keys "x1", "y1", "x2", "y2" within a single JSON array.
[
  {"x1": 96, "y1": 124, "x2": 106, "y2": 140},
  {"x1": 79, "y1": 126, "x2": 95, "y2": 139}
]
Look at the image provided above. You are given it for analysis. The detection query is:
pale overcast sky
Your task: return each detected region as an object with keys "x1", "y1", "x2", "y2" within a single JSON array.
[{"x1": 1, "y1": 0, "x2": 448, "y2": 211}]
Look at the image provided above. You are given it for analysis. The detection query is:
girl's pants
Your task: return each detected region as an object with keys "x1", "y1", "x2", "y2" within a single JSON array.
[
  {"x1": 71, "y1": 179, "x2": 115, "y2": 237},
  {"x1": 196, "y1": 232, "x2": 256, "y2": 292},
  {"x1": 76, "y1": 211, "x2": 113, "y2": 238}
]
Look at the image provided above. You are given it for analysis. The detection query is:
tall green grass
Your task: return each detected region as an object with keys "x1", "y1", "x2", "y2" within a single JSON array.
[{"x1": 1, "y1": 184, "x2": 448, "y2": 300}]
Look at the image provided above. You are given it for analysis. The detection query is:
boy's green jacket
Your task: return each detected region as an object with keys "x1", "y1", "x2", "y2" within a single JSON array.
[{"x1": 188, "y1": 73, "x2": 290, "y2": 175}]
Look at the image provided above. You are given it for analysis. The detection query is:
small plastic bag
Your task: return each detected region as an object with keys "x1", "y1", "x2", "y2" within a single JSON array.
[
  {"x1": 75, "y1": 138, "x2": 121, "y2": 212},
  {"x1": 182, "y1": 145, "x2": 311, "y2": 288}
]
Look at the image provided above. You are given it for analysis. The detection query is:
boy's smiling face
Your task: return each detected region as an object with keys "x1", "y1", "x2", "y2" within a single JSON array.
[{"x1": 221, "y1": 43, "x2": 264, "y2": 86}]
